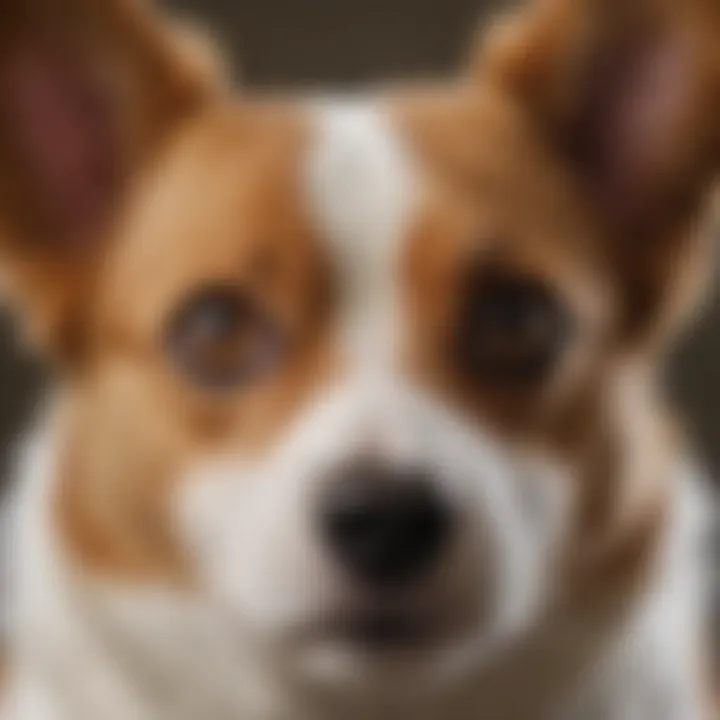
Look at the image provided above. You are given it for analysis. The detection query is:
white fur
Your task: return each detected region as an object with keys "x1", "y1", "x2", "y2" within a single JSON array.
[
  {"x1": 3, "y1": 418, "x2": 712, "y2": 720},
  {"x1": 305, "y1": 100, "x2": 415, "y2": 372},
  {"x1": 558, "y1": 467, "x2": 715, "y2": 720}
]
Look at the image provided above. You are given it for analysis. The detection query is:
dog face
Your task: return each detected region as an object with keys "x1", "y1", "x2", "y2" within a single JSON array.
[{"x1": 2, "y1": 0, "x2": 718, "y2": 697}]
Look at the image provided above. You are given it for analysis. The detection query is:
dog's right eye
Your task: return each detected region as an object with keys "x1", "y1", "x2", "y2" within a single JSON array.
[
  {"x1": 454, "y1": 271, "x2": 572, "y2": 386},
  {"x1": 165, "y1": 286, "x2": 285, "y2": 391}
]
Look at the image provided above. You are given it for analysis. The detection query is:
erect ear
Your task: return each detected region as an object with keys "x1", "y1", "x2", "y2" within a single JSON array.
[
  {"x1": 0, "y1": 0, "x2": 225, "y2": 358},
  {"x1": 478, "y1": 0, "x2": 720, "y2": 344}
]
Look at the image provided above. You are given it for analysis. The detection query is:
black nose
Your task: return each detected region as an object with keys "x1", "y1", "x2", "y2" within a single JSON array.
[{"x1": 321, "y1": 461, "x2": 453, "y2": 589}]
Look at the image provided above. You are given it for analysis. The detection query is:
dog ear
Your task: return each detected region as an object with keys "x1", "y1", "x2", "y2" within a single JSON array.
[
  {"x1": 0, "y1": 0, "x2": 225, "y2": 358},
  {"x1": 478, "y1": 0, "x2": 720, "y2": 344}
]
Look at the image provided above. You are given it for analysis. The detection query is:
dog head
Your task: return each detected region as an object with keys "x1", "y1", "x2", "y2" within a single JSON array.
[{"x1": 2, "y1": 0, "x2": 718, "y2": 703}]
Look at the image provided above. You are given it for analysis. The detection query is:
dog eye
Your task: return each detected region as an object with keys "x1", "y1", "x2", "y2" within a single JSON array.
[
  {"x1": 166, "y1": 286, "x2": 284, "y2": 390},
  {"x1": 455, "y1": 274, "x2": 572, "y2": 384}
]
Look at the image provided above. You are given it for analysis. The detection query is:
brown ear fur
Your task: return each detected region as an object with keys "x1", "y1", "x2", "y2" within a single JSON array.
[
  {"x1": 477, "y1": 0, "x2": 720, "y2": 346},
  {"x1": 0, "y1": 0, "x2": 225, "y2": 358}
]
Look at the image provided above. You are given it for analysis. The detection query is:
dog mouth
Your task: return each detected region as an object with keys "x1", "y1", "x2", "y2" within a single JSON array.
[
  {"x1": 332, "y1": 610, "x2": 434, "y2": 650},
  {"x1": 292, "y1": 605, "x2": 460, "y2": 655}
]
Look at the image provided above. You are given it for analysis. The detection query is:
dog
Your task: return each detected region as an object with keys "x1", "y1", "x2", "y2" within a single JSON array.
[{"x1": 0, "y1": 0, "x2": 717, "y2": 717}]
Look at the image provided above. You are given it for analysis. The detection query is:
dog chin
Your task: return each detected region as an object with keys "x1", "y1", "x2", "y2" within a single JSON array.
[
  {"x1": 273, "y1": 625, "x2": 517, "y2": 709},
  {"x1": 257, "y1": 591, "x2": 533, "y2": 700}
]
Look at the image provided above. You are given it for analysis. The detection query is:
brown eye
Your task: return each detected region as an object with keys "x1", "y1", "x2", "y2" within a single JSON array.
[
  {"x1": 455, "y1": 273, "x2": 572, "y2": 385},
  {"x1": 166, "y1": 286, "x2": 284, "y2": 390}
]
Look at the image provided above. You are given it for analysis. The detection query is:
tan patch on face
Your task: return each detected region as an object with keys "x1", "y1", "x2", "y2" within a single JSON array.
[
  {"x1": 391, "y1": 84, "x2": 674, "y2": 605},
  {"x1": 393, "y1": 86, "x2": 615, "y2": 443},
  {"x1": 55, "y1": 103, "x2": 337, "y2": 582}
]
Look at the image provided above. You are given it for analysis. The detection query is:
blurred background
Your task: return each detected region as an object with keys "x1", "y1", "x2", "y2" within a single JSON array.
[{"x1": 0, "y1": 0, "x2": 718, "y2": 485}]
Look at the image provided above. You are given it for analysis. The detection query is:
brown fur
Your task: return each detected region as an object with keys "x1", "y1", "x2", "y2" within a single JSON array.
[
  {"x1": 389, "y1": 82, "x2": 675, "y2": 607},
  {"x1": 57, "y1": 103, "x2": 337, "y2": 581},
  {"x1": 0, "y1": 0, "x2": 224, "y2": 355}
]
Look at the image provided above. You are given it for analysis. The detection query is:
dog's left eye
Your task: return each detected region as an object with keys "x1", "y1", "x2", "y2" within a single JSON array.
[
  {"x1": 455, "y1": 273, "x2": 572, "y2": 385},
  {"x1": 165, "y1": 286, "x2": 284, "y2": 390}
]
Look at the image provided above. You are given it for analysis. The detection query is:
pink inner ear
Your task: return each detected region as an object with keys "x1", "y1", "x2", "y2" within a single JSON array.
[
  {"x1": 577, "y1": 35, "x2": 690, "y2": 223},
  {"x1": 1, "y1": 42, "x2": 117, "y2": 248}
]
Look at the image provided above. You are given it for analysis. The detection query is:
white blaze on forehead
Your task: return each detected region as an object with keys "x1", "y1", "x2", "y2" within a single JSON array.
[{"x1": 305, "y1": 100, "x2": 417, "y2": 372}]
